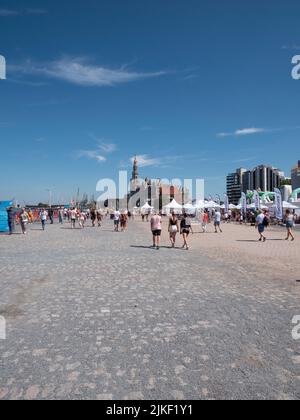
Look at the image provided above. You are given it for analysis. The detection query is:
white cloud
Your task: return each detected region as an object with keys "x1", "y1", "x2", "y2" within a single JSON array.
[
  {"x1": 0, "y1": 9, "x2": 47, "y2": 16},
  {"x1": 0, "y1": 9, "x2": 20, "y2": 16},
  {"x1": 99, "y1": 143, "x2": 117, "y2": 153},
  {"x1": 130, "y1": 155, "x2": 161, "y2": 168},
  {"x1": 25, "y1": 9, "x2": 48, "y2": 15},
  {"x1": 89, "y1": 134, "x2": 117, "y2": 153},
  {"x1": 236, "y1": 128, "x2": 266, "y2": 136},
  {"x1": 217, "y1": 128, "x2": 266, "y2": 137},
  {"x1": 76, "y1": 135, "x2": 117, "y2": 163},
  {"x1": 35, "y1": 137, "x2": 47, "y2": 143},
  {"x1": 11, "y1": 57, "x2": 166, "y2": 87},
  {"x1": 218, "y1": 126, "x2": 300, "y2": 138},
  {"x1": 282, "y1": 45, "x2": 300, "y2": 51},
  {"x1": 140, "y1": 126, "x2": 154, "y2": 132},
  {"x1": 77, "y1": 150, "x2": 106, "y2": 163}
]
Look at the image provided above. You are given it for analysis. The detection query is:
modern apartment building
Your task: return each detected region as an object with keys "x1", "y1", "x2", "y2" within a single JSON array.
[
  {"x1": 292, "y1": 161, "x2": 300, "y2": 190},
  {"x1": 227, "y1": 165, "x2": 285, "y2": 204},
  {"x1": 226, "y1": 168, "x2": 246, "y2": 205},
  {"x1": 251, "y1": 165, "x2": 283, "y2": 192}
]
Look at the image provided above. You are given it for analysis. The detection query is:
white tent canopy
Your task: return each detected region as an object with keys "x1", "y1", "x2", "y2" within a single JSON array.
[
  {"x1": 194, "y1": 200, "x2": 206, "y2": 209},
  {"x1": 247, "y1": 203, "x2": 268, "y2": 210},
  {"x1": 266, "y1": 201, "x2": 298, "y2": 210},
  {"x1": 141, "y1": 202, "x2": 153, "y2": 210},
  {"x1": 206, "y1": 200, "x2": 219, "y2": 209},
  {"x1": 221, "y1": 204, "x2": 236, "y2": 210},
  {"x1": 279, "y1": 201, "x2": 297, "y2": 209},
  {"x1": 163, "y1": 199, "x2": 183, "y2": 214},
  {"x1": 194, "y1": 200, "x2": 220, "y2": 209},
  {"x1": 283, "y1": 201, "x2": 298, "y2": 209},
  {"x1": 164, "y1": 199, "x2": 182, "y2": 209},
  {"x1": 183, "y1": 203, "x2": 196, "y2": 213}
]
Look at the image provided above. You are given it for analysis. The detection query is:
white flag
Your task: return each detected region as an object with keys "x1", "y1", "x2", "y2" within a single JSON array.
[
  {"x1": 224, "y1": 194, "x2": 229, "y2": 213},
  {"x1": 274, "y1": 188, "x2": 283, "y2": 220},
  {"x1": 241, "y1": 192, "x2": 247, "y2": 214},
  {"x1": 253, "y1": 190, "x2": 260, "y2": 210}
]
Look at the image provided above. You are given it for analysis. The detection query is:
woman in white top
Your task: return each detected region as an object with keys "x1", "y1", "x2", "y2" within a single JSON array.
[{"x1": 20, "y1": 208, "x2": 29, "y2": 234}]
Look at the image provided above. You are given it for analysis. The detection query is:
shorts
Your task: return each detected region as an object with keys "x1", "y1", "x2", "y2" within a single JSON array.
[
  {"x1": 182, "y1": 229, "x2": 190, "y2": 235},
  {"x1": 152, "y1": 230, "x2": 161, "y2": 237},
  {"x1": 114, "y1": 220, "x2": 120, "y2": 225},
  {"x1": 258, "y1": 224, "x2": 265, "y2": 233},
  {"x1": 214, "y1": 221, "x2": 220, "y2": 227},
  {"x1": 286, "y1": 221, "x2": 293, "y2": 229}
]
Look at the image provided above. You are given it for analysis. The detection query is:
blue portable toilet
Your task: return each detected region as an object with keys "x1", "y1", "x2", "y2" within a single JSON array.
[{"x1": 0, "y1": 201, "x2": 13, "y2": 233}]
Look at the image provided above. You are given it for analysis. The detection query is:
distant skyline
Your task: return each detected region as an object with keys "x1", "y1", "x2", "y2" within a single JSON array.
[{"x1": 0, "y1": 0, "x2": 300, "y2": 204}]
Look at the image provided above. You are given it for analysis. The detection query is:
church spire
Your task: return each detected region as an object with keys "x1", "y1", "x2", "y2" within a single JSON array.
[
  {"x1": 132, "y1": 156, "x2": 138, "y2": 181},
  {"x1": 131, "y1": 156, "x2": 139, "y2": 192}
]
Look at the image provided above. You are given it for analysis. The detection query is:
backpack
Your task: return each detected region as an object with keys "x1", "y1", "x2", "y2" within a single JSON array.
[{"x1": 263, "y1": 216, "x2": 270, "y2": 227}]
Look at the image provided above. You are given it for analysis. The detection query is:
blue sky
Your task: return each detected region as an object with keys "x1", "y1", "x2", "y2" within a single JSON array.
[{"x1": 0, "y1": 0, "x2": 300, "y2": 204}]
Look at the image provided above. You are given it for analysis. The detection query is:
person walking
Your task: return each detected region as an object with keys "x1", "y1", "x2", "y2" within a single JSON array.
[
  {"x1": 78, "y1": 211, "x2": 86, "y2": 229},
  {"x1": 120, "y1": 212, "x2": 128, "y2": 232},
  {"x1": 48, "y1": 208, "x2": 54, "y2": 225},
  {"x1": 284, "y1": 210, "x2": 295, "y2": 241},
  {"x1": 96, "y1": 210, "x2": 103, "y2": 227},
  {"x1": 150, "y1": 212, "x2": 162, "y2": 250},
  {"x1": 6, "y1": 206, "x2": 15, "y2": 235},
  {"x1": 214, "y1": 209, "x2": 223, "y2": 233},
  {"x1": 202, "y1": 211, "x2": 209, "y2": 233},
  {"x1": 27, "y1": 209, "x2": 34, "y2": 224},
  {"x1": 180, "y1": 213, "x2": 193, "y2": 250},
  {"x1": 114, "y1": 209, "x2": 121, "y2": 232},
  {"x1": 58, "y1": 208, "x2": 64, "y2": 224},
  {"x1": 90, "y1": 208, "x2": 97, "y2": 227},
  {"x1": 40, "y1": 208, "x2": 48, "y2": 231},
  {"x1": 70, "y1": 208, "x2": 77, "y2": 229},
  {"x1": 19, "y1": 208, "x2": 29, "y2": 235},
  {"x1": 256, "y1": 210, "x2": 268, "y2": 242},
  {"x1": 168, "y1": 212, "x2": 179, "y2": 248}
]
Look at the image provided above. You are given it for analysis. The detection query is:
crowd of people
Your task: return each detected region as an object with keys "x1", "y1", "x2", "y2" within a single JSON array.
[
  {"x1": 4, "y1": 205, "x2": 298, "y2": 246},
  {"x1": 148, "y1": 208, "x2": 297, "y2": 250}
]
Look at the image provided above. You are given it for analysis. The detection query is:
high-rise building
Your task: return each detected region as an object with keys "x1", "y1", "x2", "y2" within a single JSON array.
[
  {"x1": 242, "y1": 170, "x2": 252, "y2": 193},
  {"x1": 292, "y1": 161, "x2": 300, "y2": 190},
  {"x1": 227, "y1": 165, "x2": 285, "y2": 204},
  {"x1": 251, "y1": 165, "x2": 283, "y2": 191},
  {"x1": 226, "y1": 168, "x2": 246, "y2": 205}
]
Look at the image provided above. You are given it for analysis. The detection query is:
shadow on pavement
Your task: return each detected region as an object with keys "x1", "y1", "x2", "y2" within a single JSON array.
[
  {"x1": 130, "y1": 245, "x2": 183, "y2": 250},
  {"x1": 236, "y1": 239, "x2": 285, "y2": 242}
]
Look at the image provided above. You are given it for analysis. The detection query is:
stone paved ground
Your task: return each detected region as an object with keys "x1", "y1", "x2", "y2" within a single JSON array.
[{"x1": 0, "y1": 218, "x2": 299, "y2": 400}]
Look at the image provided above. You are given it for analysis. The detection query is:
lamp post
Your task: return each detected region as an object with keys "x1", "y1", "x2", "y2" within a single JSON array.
[{"x1": 46, "y1": 189, "x2": 52, "y2": 209}]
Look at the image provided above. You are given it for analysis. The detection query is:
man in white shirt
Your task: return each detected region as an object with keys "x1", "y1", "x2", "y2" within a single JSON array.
[
  {"x1": 256, "y1": 210, "x2": 267, "y2": 242},
  {"x1": 114, "y1": 210, "x2": 121, "y2": 232},
  {"x1": 214, "y1": 210, "x2": 223, "y2": 233},
  {"x1": 40, "y1": 209, "x2": 48, "y2": 231},
  {"x1": 70, "y1": 208, "x2": 77, "y2": 229}
]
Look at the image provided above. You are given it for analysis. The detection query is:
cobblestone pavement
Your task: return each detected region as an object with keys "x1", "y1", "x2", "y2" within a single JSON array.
[{"x1": 0, "y1": 219, "x2": 299, "y2": 400}]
